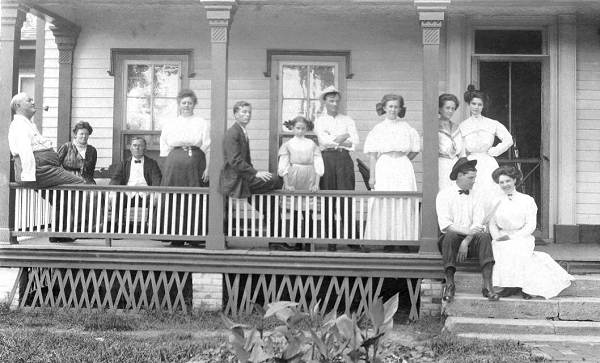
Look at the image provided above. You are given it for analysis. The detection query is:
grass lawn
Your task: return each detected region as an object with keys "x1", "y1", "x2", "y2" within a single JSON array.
[{"x1": 0, "y1": 306, "x2": 543, "y2": 362}]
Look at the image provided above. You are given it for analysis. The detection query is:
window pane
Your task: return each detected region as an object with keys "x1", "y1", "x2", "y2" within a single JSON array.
[
  {"x1": 282, "y1": 65, "x2": 308, "y2": 98},
  {"x1": 308, "y1": 99, "x2": 323, "y2": 121},
  {"x1": 126, "y1": 97, "x2": 151, "y2": 130},
  {"x1": 153, "y1": 64, "x2": 180, "y2": 97},
  {"x1": 127, "y1": 65, "x2": 152, "y2": 97},
  {"x1": 282, "y1": 99, "x2": 308, "y2": 130},
  {"x1": 474, "y1": 30, "x2": 543, "y2": 54},
  {"x1": 153, "y1": 97, "x2": 178, "y2": 130},
  {"x1": 310, "y1": 66, "x2": 336, "y2": 98}
]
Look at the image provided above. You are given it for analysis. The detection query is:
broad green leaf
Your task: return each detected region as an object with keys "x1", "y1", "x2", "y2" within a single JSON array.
[{"x1": 369, "y1": 297, "x2": 384, "y2": 328}]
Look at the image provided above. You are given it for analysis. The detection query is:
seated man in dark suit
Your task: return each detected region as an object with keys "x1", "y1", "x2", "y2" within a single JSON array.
[
  {"x1": 110, "y1": 137, "x2": 162, "y2": 187},
  {"x1": 220, "y1": 101, "x2": 288, "y2": 249},
  {"x1": 110, "y1": 137, "x2": 162, "y2": 232}
]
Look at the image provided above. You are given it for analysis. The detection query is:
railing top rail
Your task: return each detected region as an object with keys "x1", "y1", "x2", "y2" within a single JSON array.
[
  {"x1": 252, "y1": 190, "x2": 423, "y2": 198},
  {"x1": 9, "y1": 182, "x2": 422, "y2": 198},
  {"x1": 9, "y1": 183, "x2": 209, "y2": 193}
]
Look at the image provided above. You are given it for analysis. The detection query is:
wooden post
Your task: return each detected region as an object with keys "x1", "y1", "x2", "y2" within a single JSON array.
[
  {"x1": 415, "y1": 1, "x2": 448, "y2": 254},
  {"x1": 557, "y1": 14, "x2": 577, "y2": 226},
  {"x1": 201, "y1": 0, "x2": 237, "y2": 250},
  {"x1": 0, "y1": 1, "x2": 27, "y2": 242},
  {"x1": 50, "y1": 21, "x2": 80, "y2": 146},
  {"x1": 34, "y1": 16, "x2": 46, "y2": 131}
]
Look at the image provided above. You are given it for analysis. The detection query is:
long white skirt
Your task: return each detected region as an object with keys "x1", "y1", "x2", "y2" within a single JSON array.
[
  {"x1": 492, "y1": 236, "x2": 573, "y2": 299},
  {"x1": 364, "y1": 154, "x2": 417, "y2": 240},
  {"x1": 468, "y1": 152, "x2": 503, "y2": 214}
]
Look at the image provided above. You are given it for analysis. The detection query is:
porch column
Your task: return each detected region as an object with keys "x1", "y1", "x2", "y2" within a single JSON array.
[
  {"x1": 50, "y1": 22, "x2": 80, "y2": 146},
  {"x1": 0, "y1": 1, "x2": 27, "y2": 242},
  {"x1": 415, "y1": 1, "x2": 448, "y2": 254},
  {"x1": 557, "y1": 14, "x2": 577, "y2": 226},
  {"x1": 201, "y1": 0, "x2": 237, "y2": 250}
]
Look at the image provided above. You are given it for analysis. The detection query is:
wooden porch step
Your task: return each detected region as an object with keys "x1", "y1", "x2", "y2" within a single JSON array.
[
  {"x1": 452, "y1": 332, "x2": 600, "y2": 344},
  {"x1": 445, "y1": 316, "x2": 600, "y2": 337},
  {"x1": 454, "y1": 272, "x2": 600, "y2": 297},
  {"x1": 444, "y1": 293, "x2": 600, "y2": 321}
]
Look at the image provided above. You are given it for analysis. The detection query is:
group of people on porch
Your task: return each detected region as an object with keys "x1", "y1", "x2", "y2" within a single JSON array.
[{"x1": 9, "y1": 82, "x2": 572, "y2": 299}]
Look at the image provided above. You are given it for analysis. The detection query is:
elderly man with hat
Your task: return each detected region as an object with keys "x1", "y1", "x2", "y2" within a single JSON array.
[
  {"x1": 436, "y1": 157, "x2": 498, "y2": 301},
  {"x1": 314, "y1": 86, "x2": 360, "y2": 251}
]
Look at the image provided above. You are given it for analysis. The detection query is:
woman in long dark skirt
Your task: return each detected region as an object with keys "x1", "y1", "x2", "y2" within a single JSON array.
[{"x1": 160, "y1": 89, "x2": 210, "y2": 247}]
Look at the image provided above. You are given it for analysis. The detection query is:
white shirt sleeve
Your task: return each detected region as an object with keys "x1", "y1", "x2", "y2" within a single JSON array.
[
  {"x1": 313, "y1": 145, "x2": 324, "y2": 176},
  {"x1": 488, "y1": 120, "x2": 513, "y2": 157},
  {"x1": 314, "y1": 117, "x2": 338, "y2": 149},
  {"x1": 436, "y1": 190, "x2": 453, "y2": 233},
  {"x1": 8, "y1": 121, "x2": 36, "y2": 181},
  {"x1": 346, "y1": 117, "x2": 360, "y2": 151}
]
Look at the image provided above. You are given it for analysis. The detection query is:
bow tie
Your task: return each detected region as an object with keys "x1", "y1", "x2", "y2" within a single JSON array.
[
  {"x1": 134, "y1": 159, "x2": 142, "y2": 164},
  {"x1": 458, "y1": 189, "x2": 470, "y2": 195}
]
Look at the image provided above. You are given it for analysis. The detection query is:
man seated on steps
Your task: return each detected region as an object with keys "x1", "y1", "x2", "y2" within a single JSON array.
[{"x1": 436, "y1": 157, "x2": 499, "y2": 302}]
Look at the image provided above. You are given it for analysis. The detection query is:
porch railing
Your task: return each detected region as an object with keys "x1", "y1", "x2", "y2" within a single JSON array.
[
  {"x1": 10, "y1": 183, "x2": 422, "y2": 248},
  {"x1": 227, "y1": 191, "x2": 422, "y2": 247},
  {"x1": 11, "y1": 183, "x2": 208, "y2": 242}
]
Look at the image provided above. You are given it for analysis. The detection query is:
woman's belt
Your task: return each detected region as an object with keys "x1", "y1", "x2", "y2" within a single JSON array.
[
  {"x1": 174, "y1": 146, "x2": 201, "y2": 157},
  {"x1": 291, "y1": 162, "x2": 313, "y2": 166},
  {"x1": 322, "y1": 148, "x2": 349, "y2": 153}
]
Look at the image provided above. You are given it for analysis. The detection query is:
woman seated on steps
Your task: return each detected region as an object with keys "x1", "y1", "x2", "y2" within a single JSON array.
[{"x1": 489, "y1": 165, "x2": 573, "y2": 299}]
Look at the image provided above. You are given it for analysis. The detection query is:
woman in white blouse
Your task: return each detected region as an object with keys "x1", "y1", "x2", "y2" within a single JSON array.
[
  {"x1": 460, "y1": 85, "x2": 513, "y2": 209},
  {"x1": 159, "y1": 89, "x2": 210, "y2": 246},
  {"x1": 438, "y1": 94, "x2": 462, "y2": 190},
  {"x1": 490, "y1": 166, "x2": 573, "y2": 299},
  {"x1": 363, "y1": 94, "x2": 420, "y2": 242}
]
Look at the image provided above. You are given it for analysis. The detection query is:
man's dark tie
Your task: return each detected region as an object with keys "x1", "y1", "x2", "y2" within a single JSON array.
[
  {"x1": 458, "y1": 189, "x2": 469, "y2": 195},
  {"x1": 134, "y1": 159, "x2": 141, "y2": 164}
]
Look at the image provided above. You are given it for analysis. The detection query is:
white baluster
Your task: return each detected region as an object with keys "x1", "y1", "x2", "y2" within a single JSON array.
[
  {"x1": 177, "y1": 193, "x2": 184, "y2": 235},
  {"x1": 133, "y1": 192, "x2": 140, "y2": 234},
  {"x1": 258, "y1": 195, "x2": 264, "y2": 237},
  {"x1": 243, "y1": 197, "x2": 248, "y2": 237},
  {"x1": 235, "y1": 198, "x2": 241, "y2": 237},
  {"x1": 140, "y1": 193, "x2": 148, "y2": 234},
  {"x1": 103, "y1": 191, "x2": 109, "y2": 233},
  {"x1": 250, "y1": 195, "x2": 256, "y2": 237},
  {"x1": 187, "y1": 193, "x2": 193, "y2": 236},
  {"x1": 194, "y1": 193, "x2": 201, "y2": 236},
  {"x1": 359, "y1": 197, "x2": 365, "y2": 240},
  {"x1": 227, "y1": 197, "x2": 233, "y2": 237},
  {"x1": 88, "y1": 190, "x2": 95, "y2": 234}
]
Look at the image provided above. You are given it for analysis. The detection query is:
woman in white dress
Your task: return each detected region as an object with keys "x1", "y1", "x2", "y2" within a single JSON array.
[
  {"x1": 363, "y1": 94, "x2": 420, "y2": 242},
  {"x1": 460, "y1": 85, "x2": 513, "y2": 210},
  {"x1": 438, "y1": 94, "x2": 462, "y2": 190},
  {"x1": 490, "y1": 166, "x2": 573, "y2": 299}
]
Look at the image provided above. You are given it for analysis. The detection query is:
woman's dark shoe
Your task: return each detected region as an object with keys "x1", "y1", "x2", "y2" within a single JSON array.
[
  {"x1": 482, "y1": 288, "x2": 500, "y2": 301},
  {"x1": 442, "y1": 283, "x2": 455, "y2": 302},
  {"x1": 170, "y1": 241, "x2": 185, "y2": 247},
  {"x1": 521, "y1": 291, "x2": 533, "y2": 300},
  {"x1": 497, "y1": 287, "x2": 518, "y2": 298}
]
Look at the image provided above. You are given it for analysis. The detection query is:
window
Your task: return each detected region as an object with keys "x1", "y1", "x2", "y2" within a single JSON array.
[
  {"x1": 474, "y1": 30, "x2": 544, "y2": 54},
  {"x1": 266, "y1": 51, "x2": 350, "y2": 169},
  {"x1": 110, "y1": 49, "x2": 192, "y2": 163},
  {"x1": 279, "y1": 61, "x2": 337, "y2": 131}
]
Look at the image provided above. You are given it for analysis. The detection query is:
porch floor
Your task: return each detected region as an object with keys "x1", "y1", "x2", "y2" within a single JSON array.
[{"x1": 3, "y1": 237, "x2": 599, "y2": 261}]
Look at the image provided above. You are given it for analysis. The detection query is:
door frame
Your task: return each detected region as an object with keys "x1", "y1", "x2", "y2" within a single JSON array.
[{"x1": 465, "y1": 18, "x2": 557, "y2": 240}]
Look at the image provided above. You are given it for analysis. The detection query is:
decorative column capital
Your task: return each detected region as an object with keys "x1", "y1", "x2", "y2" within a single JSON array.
[
  {"x1": 201, "y1": 0, "x2": 237, "y2": 43},
  {"x1": 50, "y1": 22, "x2": 80, "y2": 64},
  {"x1": 414, "y1": 0, "x2": 450, "y2": 12}
]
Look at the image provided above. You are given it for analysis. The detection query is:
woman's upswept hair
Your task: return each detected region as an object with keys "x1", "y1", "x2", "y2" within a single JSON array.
[
  {"x1": 492, "y1": 165, "x2": 522, "y2": 184},
  {"x1": 463, "y1": 84, "x2": 488, "y2": 105},
  {"x1": 375, "y1": 94, "x2": 406, "y2": 118},
  {"x1": 283, "y1": 116, "x2": 314, "y2": 131},
  {"x1": 439, "y1": 93, "x2": 460, "y2": 109},
  {"x1": 73, "y1": 121, "x2": 93, "y2": 135},
  {"x1": 177, "y1": 89, "x2": 198, "y2": 106}
]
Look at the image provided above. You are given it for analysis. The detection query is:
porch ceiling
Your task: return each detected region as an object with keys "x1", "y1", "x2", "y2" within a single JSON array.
[{"x1": 23, "y1": 0, "x2": 600, "y2": 28}]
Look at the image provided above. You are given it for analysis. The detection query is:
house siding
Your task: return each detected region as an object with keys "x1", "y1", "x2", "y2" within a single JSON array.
[
  {"x1": 66, "y1": 6, "x2": 425, "y2": 190},
  {"x1": 576, "y1": 22, "x2": 600, "y2": 224},
  {"x1": 42, "y1": 25, "x2": 58, "y2": 142}
]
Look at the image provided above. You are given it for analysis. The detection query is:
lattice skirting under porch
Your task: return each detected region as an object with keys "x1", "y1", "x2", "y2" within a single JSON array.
[
  {"x1": 224, "y1": 274, "x2": 422, "y2": 320},
  {"x1": 14, "y1": 268, "x2": 192, "y2": 312}
]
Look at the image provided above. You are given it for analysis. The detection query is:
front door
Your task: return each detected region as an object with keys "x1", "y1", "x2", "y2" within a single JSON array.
[{"x1": 475, "y1": 60, "x2": 548, "y2": 239}]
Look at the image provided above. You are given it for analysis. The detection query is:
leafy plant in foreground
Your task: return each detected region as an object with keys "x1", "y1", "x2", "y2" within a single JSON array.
[{"x1": 221, "y1": 293, "x2": 399, "y2": 363}]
